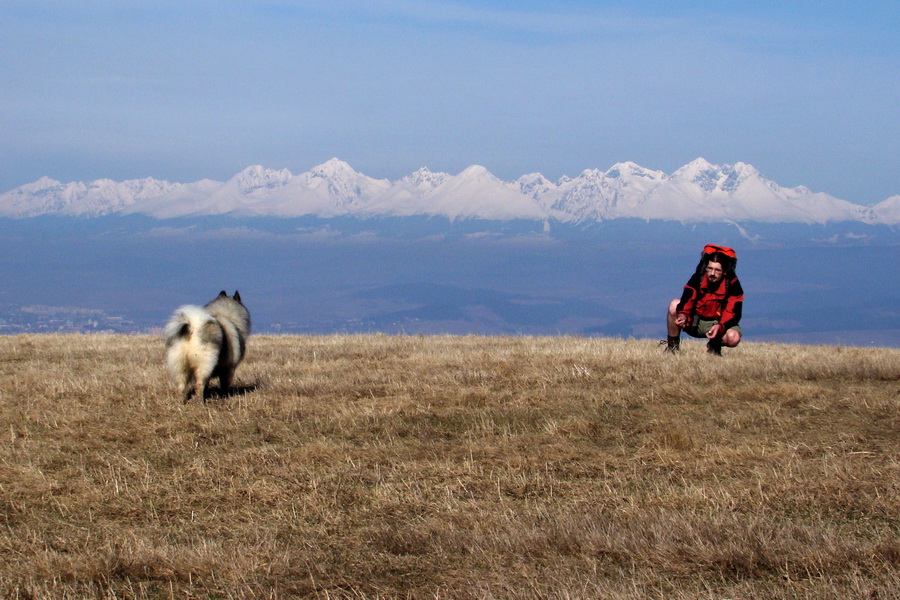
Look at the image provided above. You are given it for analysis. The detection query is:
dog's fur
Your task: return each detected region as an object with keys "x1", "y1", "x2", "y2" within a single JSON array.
[{"x1": 164, "y1": 290, "x2": 251, "y2": 403}]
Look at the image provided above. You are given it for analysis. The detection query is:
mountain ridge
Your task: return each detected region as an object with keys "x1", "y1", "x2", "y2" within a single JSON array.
[{"x1": 2, "y1": 158, "x2": 897, "y2": 225}]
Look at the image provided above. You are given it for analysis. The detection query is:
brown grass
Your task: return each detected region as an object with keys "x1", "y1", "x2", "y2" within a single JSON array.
[{"x1": 1, "y1": 334, "x2": 898, "y2": 599}]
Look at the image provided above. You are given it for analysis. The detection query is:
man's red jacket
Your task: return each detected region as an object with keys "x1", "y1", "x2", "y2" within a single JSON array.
[{"x1": 676, "y1": 272, "x2": 744, "y2": 330}]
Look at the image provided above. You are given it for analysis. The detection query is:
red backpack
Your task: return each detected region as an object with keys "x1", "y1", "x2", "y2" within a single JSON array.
[
  {"x1": 697, "y1": 244, "x2": 737, "y2": 275},
  {"x1": 702, "y1": 244, "x2": 736, "y2": 260}
]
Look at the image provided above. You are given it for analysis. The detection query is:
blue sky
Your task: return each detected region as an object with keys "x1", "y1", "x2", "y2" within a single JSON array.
[{"x1": 1, "y1": 1, "x2": 897, "y2": 204}]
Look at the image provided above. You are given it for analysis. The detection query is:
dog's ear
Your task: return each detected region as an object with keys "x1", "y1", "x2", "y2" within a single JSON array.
[
  {"x1": 218, "y1": 290, "x2": 227, "y2": 298},
  {"x1": 234, "y1": 291, "x2": 242, "y2": 303}
]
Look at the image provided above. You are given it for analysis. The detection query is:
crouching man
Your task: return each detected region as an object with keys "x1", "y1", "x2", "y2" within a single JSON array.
[{"x1": 665, "y1": 244, "x2": 743, "y2": 355}]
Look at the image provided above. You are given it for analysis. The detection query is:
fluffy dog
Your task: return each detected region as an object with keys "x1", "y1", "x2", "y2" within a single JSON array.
[{"x1": 164, "y1": 290, "x2": 251, "y2": 403}]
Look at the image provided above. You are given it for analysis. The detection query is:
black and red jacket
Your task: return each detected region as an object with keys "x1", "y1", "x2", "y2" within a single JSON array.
[{"x1": 677, "y1": 272, "x2": 744, "y2": 330}]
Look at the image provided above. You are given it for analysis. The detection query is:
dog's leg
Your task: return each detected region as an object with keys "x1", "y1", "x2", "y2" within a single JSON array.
[
  {"x1": 181, "y1": 371, "x2": 194, "y2": 404},
  {"x1": 217, "y1": 367, "x2": 233, "y2": 397},
  {"x1": 198, "y1": 375, "x2": 210, "y2": 404}
]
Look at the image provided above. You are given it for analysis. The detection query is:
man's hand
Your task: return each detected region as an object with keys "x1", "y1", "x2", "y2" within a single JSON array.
[
  {"x1": 675, "y1": 314, "x2": 688, "y2": 328},
  {"x1": 706, "y1": 323, "x2": 723, "y2": 339}
]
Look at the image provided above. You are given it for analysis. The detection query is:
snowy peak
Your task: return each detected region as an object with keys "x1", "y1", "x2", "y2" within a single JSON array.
[
  {"x1": 0, "y1": 158, "x2": 893, "y2": 224},
  {"x1": 666, "y1": 160, "x2": 776, "y2": 199},
  {"x1": 419, "y1": 165, "x2": 546, "y2": 221},
  {"x1": 230, "y1": 165, "x2": 293, "y2": 193},
  {"x1": 602, "y1": 163, "x2": 666, "y2": 202},
  {"x1": 297, "y1": 158, "x2": 391, "y2": 210},
  {"x1": 604, "y1": 161, "x2": 665, "y2": 182},
  {"x1": 19, "y1": 176, "x2": 62, "y2": 193},
  {"x1": 309, "y1": 157, "x2": 356, "y2": 179},
  {"x1": 402, "y1": 167, "x2": 450, "y2": 190},
  {"x1": 528, "y1": 163, "x2": 667, "y2": 222},
  {"x1": 516, "y1": 173, "x2": 555, "y2": 199},
  {"x1": 362, "y1": 167, "x2": 451, "y2": 216},
  {"x1": 672, "y1": 157, "x2": 716, "y2": 176},
  {"x1": 730, "y1": 161, "x2": 759, "y2": 177},
  {"x1": 870, "y1": 195, "x2": 900, "y2": 225},
  {"x1": 457, "y1": 165, "x2": 493, "y2": 179},
  {"x1": 0, "y1": 176, "x2": 177, "y2": 217},
  {"x1": 671, "y1": 157, "x2": 728, "y2": 192}
]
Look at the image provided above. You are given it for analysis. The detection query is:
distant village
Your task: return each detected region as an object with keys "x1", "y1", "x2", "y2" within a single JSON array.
[{"x1": 0, "y1": 304, "x2": 144, "y2": 334}]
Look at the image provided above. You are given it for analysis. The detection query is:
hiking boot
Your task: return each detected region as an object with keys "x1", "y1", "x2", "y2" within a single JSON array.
[
  {"x1": 661, "y1": 336, "x2": 680, "y2": 354},
  {"x1": 706, "y1": 340, "x2": 722, "y2": 356}
]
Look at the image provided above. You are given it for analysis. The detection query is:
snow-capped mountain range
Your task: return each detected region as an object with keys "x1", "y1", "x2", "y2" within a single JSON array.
[{"x1": 1, "y1": 158, "x2": 897, "y2": 224}]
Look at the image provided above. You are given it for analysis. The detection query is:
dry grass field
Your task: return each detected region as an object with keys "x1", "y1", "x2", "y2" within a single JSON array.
[{"x1": 1, "y1": 333, "x2": 898, "y2": 599}]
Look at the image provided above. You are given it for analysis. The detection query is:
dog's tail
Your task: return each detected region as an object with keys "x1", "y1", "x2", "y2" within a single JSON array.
[{"x1": 164, "y1": 305, "x2": 215, "y2": 347}]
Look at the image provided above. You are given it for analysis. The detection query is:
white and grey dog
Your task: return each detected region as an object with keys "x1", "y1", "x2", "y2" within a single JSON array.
[{"x1": 164, "y1": 290, "x2": 251, "y2": 403}]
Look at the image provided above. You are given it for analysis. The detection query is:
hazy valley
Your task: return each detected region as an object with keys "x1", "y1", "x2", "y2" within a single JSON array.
[{"x1": 1, "y1": 215, "x2": 897, "y2": 347}]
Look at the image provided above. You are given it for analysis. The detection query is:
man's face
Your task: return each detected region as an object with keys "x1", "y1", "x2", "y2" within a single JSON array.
[{"x1": 705, "y1": 261, "x2": 724, "y2": 284}]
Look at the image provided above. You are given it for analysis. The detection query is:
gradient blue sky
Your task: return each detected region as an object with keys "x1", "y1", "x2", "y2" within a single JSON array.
[{"x1": 2, "y1": 1, "x2": 897, "y2": 204}]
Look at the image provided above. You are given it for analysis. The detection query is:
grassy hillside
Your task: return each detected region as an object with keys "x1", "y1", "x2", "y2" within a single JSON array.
[{"x1": 1, "y1": 334, "x2": 898, "y2": 599}]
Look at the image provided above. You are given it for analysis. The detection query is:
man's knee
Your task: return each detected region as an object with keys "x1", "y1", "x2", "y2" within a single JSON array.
[
  {"x1": 668, "y1": 299, "x2": 680, "y2": 315},
  {"x1": 723, "y1": 329, "x2": 741, "y2": 347}
]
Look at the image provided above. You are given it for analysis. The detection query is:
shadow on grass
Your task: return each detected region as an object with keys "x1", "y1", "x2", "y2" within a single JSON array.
[{"x1": 199, "y1": 383, "x2": 260, "y2": 404}]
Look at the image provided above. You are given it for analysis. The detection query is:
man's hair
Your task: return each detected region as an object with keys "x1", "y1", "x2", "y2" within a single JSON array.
[{"x1": 695, "y1": 250, "x2": 737, "y2": 277}]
